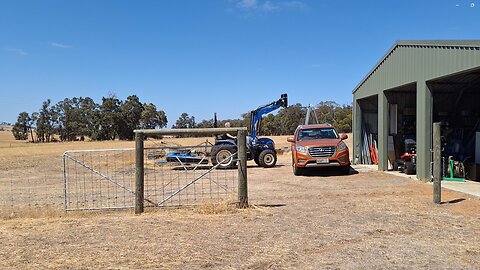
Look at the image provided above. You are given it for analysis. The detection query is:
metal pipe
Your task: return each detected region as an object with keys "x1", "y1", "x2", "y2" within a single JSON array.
[
  {"x1": 157, "y1": 151, "x2": 236, "y2": 206},
  {"x1": 63, "y1": 154, "x2": 68, "y2": 212},
  {"x1": 64, "y1": 148, "x2": 134, "y2": 154}
]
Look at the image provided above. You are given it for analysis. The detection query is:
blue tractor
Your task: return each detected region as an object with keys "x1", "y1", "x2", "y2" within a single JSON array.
[{"x1": 211, "y1": 94, "x2": 288, "y2": 169}]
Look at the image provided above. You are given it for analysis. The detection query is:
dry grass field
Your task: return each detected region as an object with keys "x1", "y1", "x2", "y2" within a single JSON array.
[{"x1": 1, "y1": 126, "x2": 480, "y2": 269}]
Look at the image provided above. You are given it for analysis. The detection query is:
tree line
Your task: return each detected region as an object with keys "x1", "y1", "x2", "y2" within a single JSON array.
[
  {"x1": 12, "y1": 95, "x2": 167, "y2": 142},
  {"x1": 13, "y1": 98, "x2": 352, "y2": 142},
  {"x1": 171, "y1": 101, "x2": 352, "y2": 136}
]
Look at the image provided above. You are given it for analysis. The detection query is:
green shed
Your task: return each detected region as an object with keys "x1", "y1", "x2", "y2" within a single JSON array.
[{"x1": 353, "y1": 40, "x2": 480, "y2": 180}]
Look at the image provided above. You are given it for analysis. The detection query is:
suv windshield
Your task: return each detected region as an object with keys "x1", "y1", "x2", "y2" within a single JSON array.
[{"x1": 297, "y1": 128, "x2": 338, "y2": 141}]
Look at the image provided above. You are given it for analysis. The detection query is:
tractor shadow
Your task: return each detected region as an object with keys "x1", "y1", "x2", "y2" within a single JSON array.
[
  {"x1": 301, "y1": 166, "x2": 359, "y2": 177},
  {"x1": 168, "y1": 164, "x2": 286, "y2": 170},
  {"x1": 247, "y1": 164, "x2": 285, "y2": 169}
]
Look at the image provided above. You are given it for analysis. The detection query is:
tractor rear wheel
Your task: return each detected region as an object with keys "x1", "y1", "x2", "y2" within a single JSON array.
[{"x1": 211, "y1": 145, "x2": 237, "y2": 169}]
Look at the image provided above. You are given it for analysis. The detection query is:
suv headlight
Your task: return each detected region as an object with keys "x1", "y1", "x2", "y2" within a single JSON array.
[
  {"x1": 296, "y1": 145, "x2": 308, "y2": 153},
  {"x1": 336, "y1": 141, "x2": 347, "y2": 151}
]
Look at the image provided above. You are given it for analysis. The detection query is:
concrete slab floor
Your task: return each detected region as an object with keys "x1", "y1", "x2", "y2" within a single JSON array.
[
  {"x1": 440, "y1": 180, "x2": 480, "y2": 199},
  {"x1": 352, "y1": 164, "x2": 480, "y2": 199}
]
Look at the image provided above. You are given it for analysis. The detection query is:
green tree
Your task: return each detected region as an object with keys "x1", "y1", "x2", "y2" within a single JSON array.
[
  {"x1": 315, "y1": 101, "x2": 338, "y2": 125},
  {"x1": 139, "y1": 103, "x2": 168, "y2": 129},
  {"x1": 29, "y1": 112, "x2": 38, "y2": 142},
  {"x1": 275, "y1": 104, "x2": 307, "y2": 135},
  {"x1": 78, "y1": 97, "x2": 98, "y2": 138},
  {"x1": 93, "y1": 96, "x2": 122, "y2": 140},
  {"x1": 333, "y1": 104, "x2": 352, "y2": 133},
  {"x1": 54, "y1": 98, "x2": 76, "y2": 141},
  {"x1": 12, "y1": 112, "x2": 31, "y2": 140},
  {"x1": 54, "y1": 97, "x2": 99, "y2": 141},
  {"x1": 117, "y1": 95, "x2": 143, "y2": 140},
  {"x1": 36, "y1": 99, "x2": 56, "y2": 142},
  {"x1": 172, "y1": 113, "x2": 196, "y2": 129},
  {"x1": 196, "y1": 119, "x2": 215, "y2": 129},
  {"x1": 259, "y1": 114, "x2": 279, "y2": 136}
]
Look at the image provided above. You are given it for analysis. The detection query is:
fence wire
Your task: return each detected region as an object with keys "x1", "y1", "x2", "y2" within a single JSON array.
[
  {"x1": 63, "y1": 141, "x2": 238, "y2": 211},
  {"x1": 0, "y1": 140, "x2": 239, "y2": 217},
  {"x1": 63, "y1": 148, "x2": 136, "y2": 211},
  {"x1": 0, "y1": 156, "x2": 64, "y2": 218}
]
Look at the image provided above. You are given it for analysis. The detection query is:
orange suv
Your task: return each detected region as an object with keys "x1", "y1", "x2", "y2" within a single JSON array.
[{"x1": 287, "y1": 124, "x2": 350, "y2": 175}]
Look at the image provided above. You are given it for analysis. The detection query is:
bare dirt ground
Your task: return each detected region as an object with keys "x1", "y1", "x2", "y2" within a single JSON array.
[{"x1": 1, "y1": 127, "x2": 480, "y2": 269}]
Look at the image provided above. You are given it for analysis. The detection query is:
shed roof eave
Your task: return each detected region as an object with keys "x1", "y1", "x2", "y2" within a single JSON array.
[
  {"x1": 352, "y1": 40, "x2": 400, "y2": 95},
  {"x1": 352, "y1": 40, "x2": 480, "y2": 95}
]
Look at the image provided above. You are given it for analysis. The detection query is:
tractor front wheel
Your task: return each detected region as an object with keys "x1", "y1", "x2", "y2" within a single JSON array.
[{"x1": 258, "y1": 149, "x2": 277, "y2": 168}]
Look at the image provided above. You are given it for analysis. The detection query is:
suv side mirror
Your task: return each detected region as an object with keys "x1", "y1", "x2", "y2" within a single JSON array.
[
  {"x1": 287, "y1": 137, "x2": 295, "y2": 143},
  {"x1": 340, "y1": 134, "x2": 348, "y2": 140}
]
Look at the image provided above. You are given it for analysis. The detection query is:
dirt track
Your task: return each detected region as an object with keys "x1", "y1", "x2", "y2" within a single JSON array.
[{"x1": 1, "y1": 129, "x2": 480, "y2": 269}]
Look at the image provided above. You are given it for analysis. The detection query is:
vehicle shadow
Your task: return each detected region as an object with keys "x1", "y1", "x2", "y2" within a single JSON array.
[{"x1": 300, "y1": 166, "x2": 359, "y2": 177}]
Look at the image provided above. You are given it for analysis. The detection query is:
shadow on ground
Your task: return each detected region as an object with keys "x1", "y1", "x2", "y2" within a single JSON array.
[
  {"x1": 247, "y1": 164, "x2": 285, "y2": 169},
  {"x1": 300, "y1": 166, "x2": 359, "y2": 177},
  {"x1": 253, "y1": 203, "x2": 286, "y2": 208},
  {"x1": 441, "y1": 198, "x2": 466, "y2": 204}
]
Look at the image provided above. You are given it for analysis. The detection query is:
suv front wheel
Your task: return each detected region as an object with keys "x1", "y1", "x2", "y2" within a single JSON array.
[{"x1": 293, "y1": 159, "x2": 303, "y2": 176}]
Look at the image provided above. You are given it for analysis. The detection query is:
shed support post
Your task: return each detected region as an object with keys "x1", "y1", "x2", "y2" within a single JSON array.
[
  {"x1": 237, "y1": 129, "x2": 248, "y2": 208},
  {"x1": 135, "y1": 132, "x2": 144, "y2": 214},
  {"x1": 353, "y1": 99, "x2": 362, "y2": 165},
  {"x1": 378, "y1": 92, "x2": 389, "y2": 171},
  {"x1": 416, "y1": 81, "x2": 433, "y2": 181}
]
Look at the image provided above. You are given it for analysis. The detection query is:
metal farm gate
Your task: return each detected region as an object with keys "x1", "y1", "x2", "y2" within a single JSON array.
[
  {"x1": 63, "y1": 142, "x2": 241, "y2": 211},
  {"x1": 63, "y1": 148, "x2": 136, "y2": 211}
]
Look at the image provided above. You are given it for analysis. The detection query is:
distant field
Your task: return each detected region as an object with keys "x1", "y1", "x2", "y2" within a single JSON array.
[{"x1": 0, "y1": 125, "x2": 28, "y2": 149}]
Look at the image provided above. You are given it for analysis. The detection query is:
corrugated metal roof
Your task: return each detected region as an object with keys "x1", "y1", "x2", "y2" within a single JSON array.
[{"x1": 352, "y1": 40, "x2": 480, "y2": 94}]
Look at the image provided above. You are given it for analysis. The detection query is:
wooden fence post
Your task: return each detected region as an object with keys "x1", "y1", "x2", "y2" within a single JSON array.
[
  {"x1": 237, "y1": 130, "x2": 248, "y2": 208},
  {"x1": 433, "y1": 122, "x2": 441, "y2": 204},
  {"x1": 135, "y1": 132, "x2": 145, "y2": 214}
]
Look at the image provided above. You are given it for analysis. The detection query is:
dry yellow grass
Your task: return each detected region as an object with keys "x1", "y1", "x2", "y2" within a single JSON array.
[
  {"x1": 0, "y1": 125, "x2": 28, "y2": 149},
  {"x1": 1, "y1": 127, "x2": 479, "y2": 269}
]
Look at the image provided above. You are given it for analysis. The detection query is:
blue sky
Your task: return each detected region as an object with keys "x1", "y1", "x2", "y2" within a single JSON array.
[{"x1": 1, "y1": 0, "x2": 479, "y2": 125}]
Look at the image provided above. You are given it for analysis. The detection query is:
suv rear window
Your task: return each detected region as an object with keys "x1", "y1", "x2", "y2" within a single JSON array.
[{"x1": 297, "y1": 128, "x2": 338, "y2": 141}]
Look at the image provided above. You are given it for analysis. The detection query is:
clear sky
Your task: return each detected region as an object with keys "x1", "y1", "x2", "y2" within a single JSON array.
[{"x1": 1, "y1": 0, "x2": 479, "y2": 125}]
